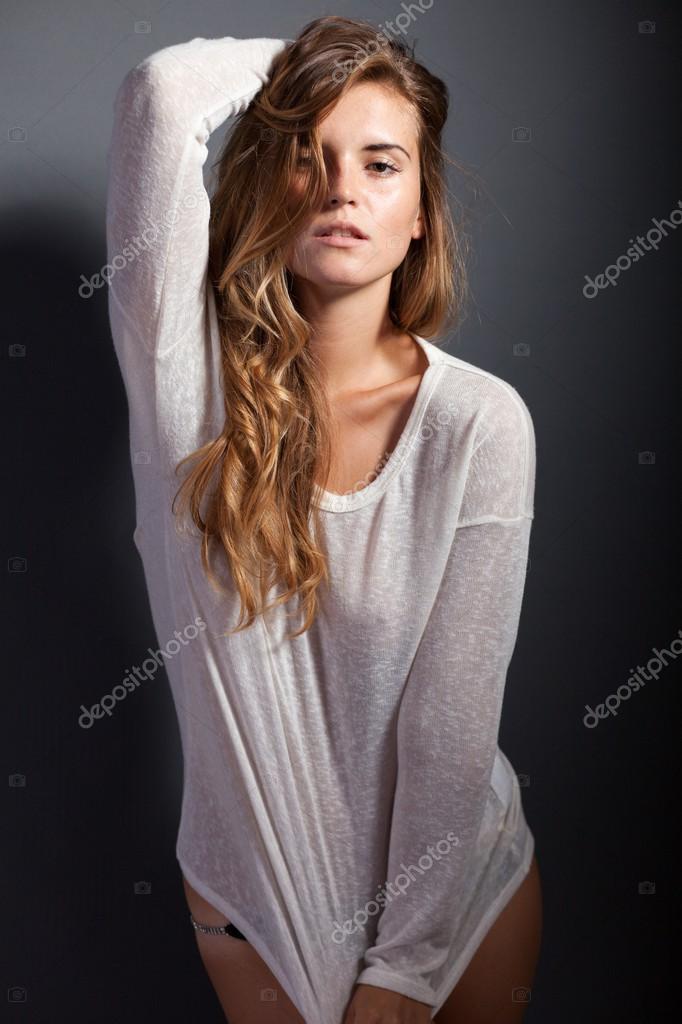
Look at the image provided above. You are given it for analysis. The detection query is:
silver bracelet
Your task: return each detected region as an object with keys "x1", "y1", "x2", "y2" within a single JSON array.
[{"x1": 189, "y1": 912, "x2": 229, "y2": 936}]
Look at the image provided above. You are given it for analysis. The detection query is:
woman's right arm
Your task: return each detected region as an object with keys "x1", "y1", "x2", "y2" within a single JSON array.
[{"x1": 105, "y1": 35, "x2": 290, "y2": 359}]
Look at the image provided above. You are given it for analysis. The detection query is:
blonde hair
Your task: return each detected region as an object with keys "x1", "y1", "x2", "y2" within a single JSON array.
[{"x1": 172, "y1": 15, "x2": 471, "y2": 639}]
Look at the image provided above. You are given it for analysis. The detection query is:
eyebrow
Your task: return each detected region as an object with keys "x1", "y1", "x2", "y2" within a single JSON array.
[
  {"x1": 362, "y1": 142, "x2": 411, "y2": 161},
  {"x1": 301, "y1": 140, "x2": 412, "y2": 161}
]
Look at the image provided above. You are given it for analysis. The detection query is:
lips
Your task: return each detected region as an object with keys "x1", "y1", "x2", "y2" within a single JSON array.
[{"x1": 313, "y1": 222, "x2": 369, "y2": 240}]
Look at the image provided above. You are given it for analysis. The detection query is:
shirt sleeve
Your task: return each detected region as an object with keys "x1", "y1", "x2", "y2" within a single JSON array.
[
  {"x1": 355, "y1": 383, "x2": 537, "y2": 1007},
  {"x1": 104, "y1": 34, "x2": 290, "y2": 359}
]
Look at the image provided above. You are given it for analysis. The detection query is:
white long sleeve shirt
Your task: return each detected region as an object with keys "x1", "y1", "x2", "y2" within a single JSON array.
[{"x1": 105, "y1": 33, "x2": 537, "y2": 1023}]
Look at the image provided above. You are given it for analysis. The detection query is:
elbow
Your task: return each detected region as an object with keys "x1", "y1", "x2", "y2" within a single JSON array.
[{"x1": 113, "y1": 56, "x2": 170, "y2": 124}]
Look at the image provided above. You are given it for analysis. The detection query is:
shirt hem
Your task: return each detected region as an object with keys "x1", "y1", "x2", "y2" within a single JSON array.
[
  {"x1": 355, "y1": 966, "x2": 436, "y2": 1005},
  {"x1": 429, "y1": 824, "x2": 536, "y2": 1019},
  {"x1": 176, "y1": 852, "x2": 314, "y2": 1023}
]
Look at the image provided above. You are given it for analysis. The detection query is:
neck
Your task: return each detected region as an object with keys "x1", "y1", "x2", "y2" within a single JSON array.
[{"x1": 293, "y1": 277, "x2": 406, "y2": 397}]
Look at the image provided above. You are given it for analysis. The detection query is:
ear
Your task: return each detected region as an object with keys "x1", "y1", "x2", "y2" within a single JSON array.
[{"x1": 411, "y1": 203, "x2": 425, "y2": 241}]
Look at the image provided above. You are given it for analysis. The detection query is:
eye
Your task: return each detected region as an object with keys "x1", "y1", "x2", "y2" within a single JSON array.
[
  {"x1": 367, "y1": 160, "x2": 400, "y2": 176},
  {"x1": 295, "y1": 154, "x2": 401, "y2": 176}
]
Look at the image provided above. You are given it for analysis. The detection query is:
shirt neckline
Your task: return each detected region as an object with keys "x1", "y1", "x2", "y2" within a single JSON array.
[{"x1": 312, "y1": 332, "x2": 444, "y2": 514}]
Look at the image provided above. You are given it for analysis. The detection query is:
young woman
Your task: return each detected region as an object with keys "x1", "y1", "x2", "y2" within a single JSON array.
[{"x1": 106, "y1": 15, "x2": 542, "y2": 1024}]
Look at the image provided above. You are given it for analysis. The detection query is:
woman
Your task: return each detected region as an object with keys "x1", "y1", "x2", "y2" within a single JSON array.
[{"x1": 106, "y1": 14, "x2": 542, "y2": 1024}]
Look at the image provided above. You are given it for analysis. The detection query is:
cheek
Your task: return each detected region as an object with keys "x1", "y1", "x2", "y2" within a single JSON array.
[
  {"x1": 369, "y1": 182, "x2": 420, "y2": 237},
  {"x1": 283, "y1": 232, "x2": 310, "y2": 277}
]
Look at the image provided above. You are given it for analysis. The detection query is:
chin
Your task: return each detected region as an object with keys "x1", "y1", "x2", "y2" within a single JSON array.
[
  {"x1": 291, "y1": 255, "x2": 399, "y2": 289},
  {"x1": 299, "y1": 271, "x2": 384, "y2": 290}
]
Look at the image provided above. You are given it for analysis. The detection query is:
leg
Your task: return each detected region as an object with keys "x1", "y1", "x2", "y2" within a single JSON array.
[
  {"x1": 181, "y1": 874, "x2": 306, "y2": 1024},
  {"x1": 435, "y1": 853, "x2": 543, "y2": 1024}
]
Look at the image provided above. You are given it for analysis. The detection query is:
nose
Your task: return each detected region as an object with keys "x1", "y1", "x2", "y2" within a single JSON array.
[{"x1": 326, "y1": 158, "x2": 357, "y2": 207}]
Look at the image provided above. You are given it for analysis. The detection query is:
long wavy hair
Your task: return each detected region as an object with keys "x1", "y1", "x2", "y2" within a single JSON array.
[{"x1": 172, "y1": 15, "x2": 473, "y2": 640}]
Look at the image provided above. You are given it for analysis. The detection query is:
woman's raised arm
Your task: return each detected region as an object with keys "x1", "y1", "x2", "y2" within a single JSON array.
[{"x1": 105, "y1": 35, "x2": 289, "y2": 359}]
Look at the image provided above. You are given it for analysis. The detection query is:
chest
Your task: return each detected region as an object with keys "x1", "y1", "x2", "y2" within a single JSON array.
[{"x1": 321, "y1": 373, "x2": 423, "y2": 496}]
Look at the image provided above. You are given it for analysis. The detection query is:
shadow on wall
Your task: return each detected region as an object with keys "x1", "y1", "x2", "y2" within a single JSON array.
[{"x1": 3, "y1": 205, "x2": 214, "y2": 1019}]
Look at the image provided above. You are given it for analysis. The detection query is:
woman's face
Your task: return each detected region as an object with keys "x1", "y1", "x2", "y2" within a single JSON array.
[{"x1": 283, "y1": 81, "x2": 424, "y2": 291}]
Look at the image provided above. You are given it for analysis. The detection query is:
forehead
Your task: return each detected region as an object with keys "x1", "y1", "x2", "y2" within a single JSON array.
[{"x1": 317, "y1": 81, "x2": 419, "y2": 148}]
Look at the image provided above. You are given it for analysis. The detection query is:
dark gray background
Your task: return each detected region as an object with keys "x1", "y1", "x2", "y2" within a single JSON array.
[{"x1": 2, "y1": 1, "x2": 679, "y2": 1021}]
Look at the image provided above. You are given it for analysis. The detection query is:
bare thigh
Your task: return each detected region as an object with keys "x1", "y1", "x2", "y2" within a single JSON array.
[
  {"x1": 434, "y1": 854, "x2": 543, "y2": 1024},
  {"x1": 181, "y1": 875, "x2": 306, "y2": 1024}
]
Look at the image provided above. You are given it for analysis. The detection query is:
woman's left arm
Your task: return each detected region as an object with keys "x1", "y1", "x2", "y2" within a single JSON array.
[{"x1": 354, "y1": 385, "x2": 537, "y2": 1011}]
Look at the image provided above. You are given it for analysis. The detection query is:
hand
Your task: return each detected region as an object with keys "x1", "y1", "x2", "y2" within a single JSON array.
[{"x1": 342, "y1": 982, "x2": 433, "y2": 1023}]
